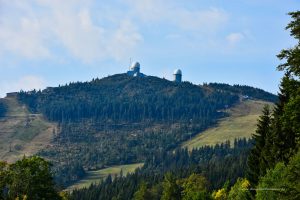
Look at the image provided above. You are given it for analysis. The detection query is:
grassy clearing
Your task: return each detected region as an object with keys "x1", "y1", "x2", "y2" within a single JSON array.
[
  {"x1": 182, "y1": 100, "x2": 274, "y2": 150},
  {"x1": 66, "y1": 163, "x2": 144, "y2": 191},
  {"x1": 13, "y1": 117, "x2": 49, "y2": 142},
  {"x1": 0, "y1": 97, "x2": 57, "y2": 162}
]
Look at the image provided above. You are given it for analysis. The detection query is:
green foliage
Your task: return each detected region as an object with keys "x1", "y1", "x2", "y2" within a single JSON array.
[
  {"x1": 227, "y1": 178, "x2": 252, "y2": 200},
  {"x1": 256, "y1": 162, "x2": 285, "y2": 200},
  {"x1": 256, "y1": 150, "x2": 300, "y2": 200},
  {"x1": 161, "y1": 172, "x2": 181, "y2": 200},
  {"x1": 246, "y1": 12, "x2": 300, "y2": 195},
  {"x1": 133, "y1": 182, "x2": 152, "y2": 200},
  {"x1": 66, "y1": 163, "x2": 143, "y2": 191},
  {"x1": 272, "y1": 11, "x2": 300, "y2": 166},
  {"x1": 18, "y1": 75, "x2": 238, "y2": 124},
  {"x1": 59, "y1": 192, "x2": 71, "y2": 200},
  {"x1": 211, "y1": 180, "x2": 230, "y2": 200},
  {"x1": 0, "y1": 156, "x2": 61, "y2": 200},
  {"x1": 275, "y1": 11, "x2": 300, "y2": 159},
  {"x1": 246, "y1": 105, "x2": 272, "y2": 185},
  {"x1": 146, "y1": 139, "x2": 252, "y2": 190},
  {"x1": 212, "y1": 188, "x2": 227, "y2": 200},
  {"x1": 277, "y1": 11, "x2": 300, "y2": 76},
  {"x1": 0, "y1": 161, "x2": 9, "y2": 199},
  {"x1": 70, "y1": 140, "x2": 252, "y2": 200},
  {"x1": 181, "y1": 174, "x2": 211, "y2": 200},
  {"x1": 227, "y1": 10, "x2": 300, "y2": 200}
]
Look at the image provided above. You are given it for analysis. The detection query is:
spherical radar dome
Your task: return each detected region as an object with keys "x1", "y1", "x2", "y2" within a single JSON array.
[
  {"x1": 130, "y1": 62, "x2": 140, "y2": 71},
  {"x1": 174, "y1": 69, "x2": 182, "y2": 75}
]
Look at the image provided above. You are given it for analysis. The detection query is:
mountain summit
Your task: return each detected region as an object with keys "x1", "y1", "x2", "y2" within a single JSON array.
[{"x1": 1, "y1": 74, "x2": 277, "y2": 185}]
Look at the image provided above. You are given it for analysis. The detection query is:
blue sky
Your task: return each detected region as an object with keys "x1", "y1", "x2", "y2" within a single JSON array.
[{"x1": 0, "y1": 0, "x2": 299, "y2": 97}]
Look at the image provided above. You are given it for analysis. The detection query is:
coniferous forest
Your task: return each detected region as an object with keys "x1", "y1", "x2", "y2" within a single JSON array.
[
  {"x1": 69, "y1": 11, "x2": 300, "y2": 199},
  {"x1": 17, "y1": 75, "x2": 260, "y2": 186},
  {"x1": 70, "y1": 139, "x2": 252, "y2": 200},
  {"x1": 0, "y1": 10, "x2": 299, "y2": 200},
  {"x1": 16, "y1": 74, "x2": 276, "y2": 186}
]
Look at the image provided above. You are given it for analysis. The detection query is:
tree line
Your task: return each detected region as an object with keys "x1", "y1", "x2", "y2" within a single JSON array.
[
  {"x1": 18, "y1": 75, "x2": 238, "y2": 124},
  {"x1": 207, "y1": 83, "x2": 278, "y2": 103},
  {"x1": 70, "y1": 139, "x2": 252, "y2": 200},
  {"x1": 0, "y1": 101, "x2": 7, "y2": 118},
  {"x1": 17, "y1": 74, "x2": 243, "y2": 186}
]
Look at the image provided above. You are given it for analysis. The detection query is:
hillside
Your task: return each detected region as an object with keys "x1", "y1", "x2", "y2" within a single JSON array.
[
  {"x1": 16, "y1": 74, "x2": 241, "y2": 185},
  {"x1": 0, "y1": 97, "x2": 57, "y2": 163},
  {"x1": 66, "y1": 163, "x2": 144, "y2": 191},
  {"x1": 182, "y1": 100, "x2": 274, "y2": 150},
  {"x1": 0, "y1": 74, "x2": 277, "y2": 186},
  {"x1": 18, "y1": 74, "x2": 239, "y2": 123}
]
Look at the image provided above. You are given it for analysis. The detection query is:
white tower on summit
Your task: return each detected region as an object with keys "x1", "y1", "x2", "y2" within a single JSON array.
[
  {"x1": 127, "y1": 61, "x2": 146, "y2": 77},
  {"x1": 173, "y1": 69, "x2": 182, "y2": 83},
  {"x1": 130, "y1": 62, "x2": 140, "y2": 74}
]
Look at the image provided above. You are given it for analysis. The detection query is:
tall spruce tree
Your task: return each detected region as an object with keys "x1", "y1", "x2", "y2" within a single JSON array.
[
  {"x1": 271, "y1": 75, "x2": 300, "y2": 164},
  {"x1": 247, "y1": 10, "x2": 300, "y2": 189},
  {"x1": 274, "y1": 10, "x2": 300, "y2": 163},
  {"x1": 247, "y1": 105, "x2": 272, "y2": 185}
]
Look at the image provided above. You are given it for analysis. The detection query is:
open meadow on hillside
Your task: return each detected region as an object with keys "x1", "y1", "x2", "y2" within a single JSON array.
[
  {"x1": 183, "y1": 100, "x2": 274, "y2": 150},
  {"x1": 66, "y1": 163, "x2": 144, "y2": 191}
]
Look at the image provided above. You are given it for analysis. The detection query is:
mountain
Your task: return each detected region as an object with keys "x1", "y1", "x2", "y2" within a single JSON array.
[
  {"x1": 182, "y1": 99, "x2": 274, "y2": 150},
  {"x1": 0, "y1": 73, "x2": 277, "y2": 186},
  {"x1": 0, "y1": 97, "x2": 57, "y2": 163}
]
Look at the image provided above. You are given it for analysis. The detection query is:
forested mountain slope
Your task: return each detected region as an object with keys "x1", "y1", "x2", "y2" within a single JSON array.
[
  {"x1": 18, "y1": 74, "x2": 240, "y2": 123},
  {"x1": 0, "y1": 97, "x2": 57, "y2": 163},
  {"x1": 8, "y1": 74, "x2": 276, "y2": 186},
  {"x1": 183, "y1": 100, "x2": 274, "y2": 150},
  {"x1": 70, "y1": 139, "x2": 253, "y2": 200},
  {"x1": 207, "y1": 83, "x2": 278, "y2": 102}
]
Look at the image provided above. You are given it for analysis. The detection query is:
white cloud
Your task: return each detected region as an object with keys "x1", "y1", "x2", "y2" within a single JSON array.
[
  {"x1": 0, "y1": 0, "x2": 229, "y2": 63},
  {"x1": 0, "y1": 75, "x2": 46, "y2": 97},
  {"x1": 125, "y1": 0, "x2": 228, "y2": 33},
  {"x1": 125, "y1": 0, "x2": 167, "y2": 22},
  {"x1": 109, "y1": 20, "x2": 143, "y2": 60},
  {"x1": 175, "y1": 8, "x2": 228, "y2": 33},
  {"x1": 49, "y1": 8, "x2": 108, "y2": 62},
  {"x1": 0, "y1": 15, "x2": 50, "y2": 59},
  {"x1": 0, "y1": 0, "x2": 142, "y2": 62},
  {"x1": 226, "y1": 32, "x2": 245, "y2": 45}
]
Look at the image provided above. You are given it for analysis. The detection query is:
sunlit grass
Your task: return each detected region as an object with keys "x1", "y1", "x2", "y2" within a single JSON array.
[
  {"x1": 66, "y1": 163, "x2": 144, "y2": 191},
  {"x1": 182, "y1": 100, "x2": 274, "y2": 150}
]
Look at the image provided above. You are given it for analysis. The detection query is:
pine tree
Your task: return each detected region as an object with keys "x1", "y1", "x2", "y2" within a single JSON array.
[
  {"x1": 246, "y1": 105, "x2": 272, "y2": 185},
  {"x1": 270, "y1": 75, "x2": 300, "y2": 165},
  {"x1": 247, "y1": 9, "x2": 300, "y2": 195},
  {"x1": 273, "y1": 10, "x2": 300, "y2": 164}
]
